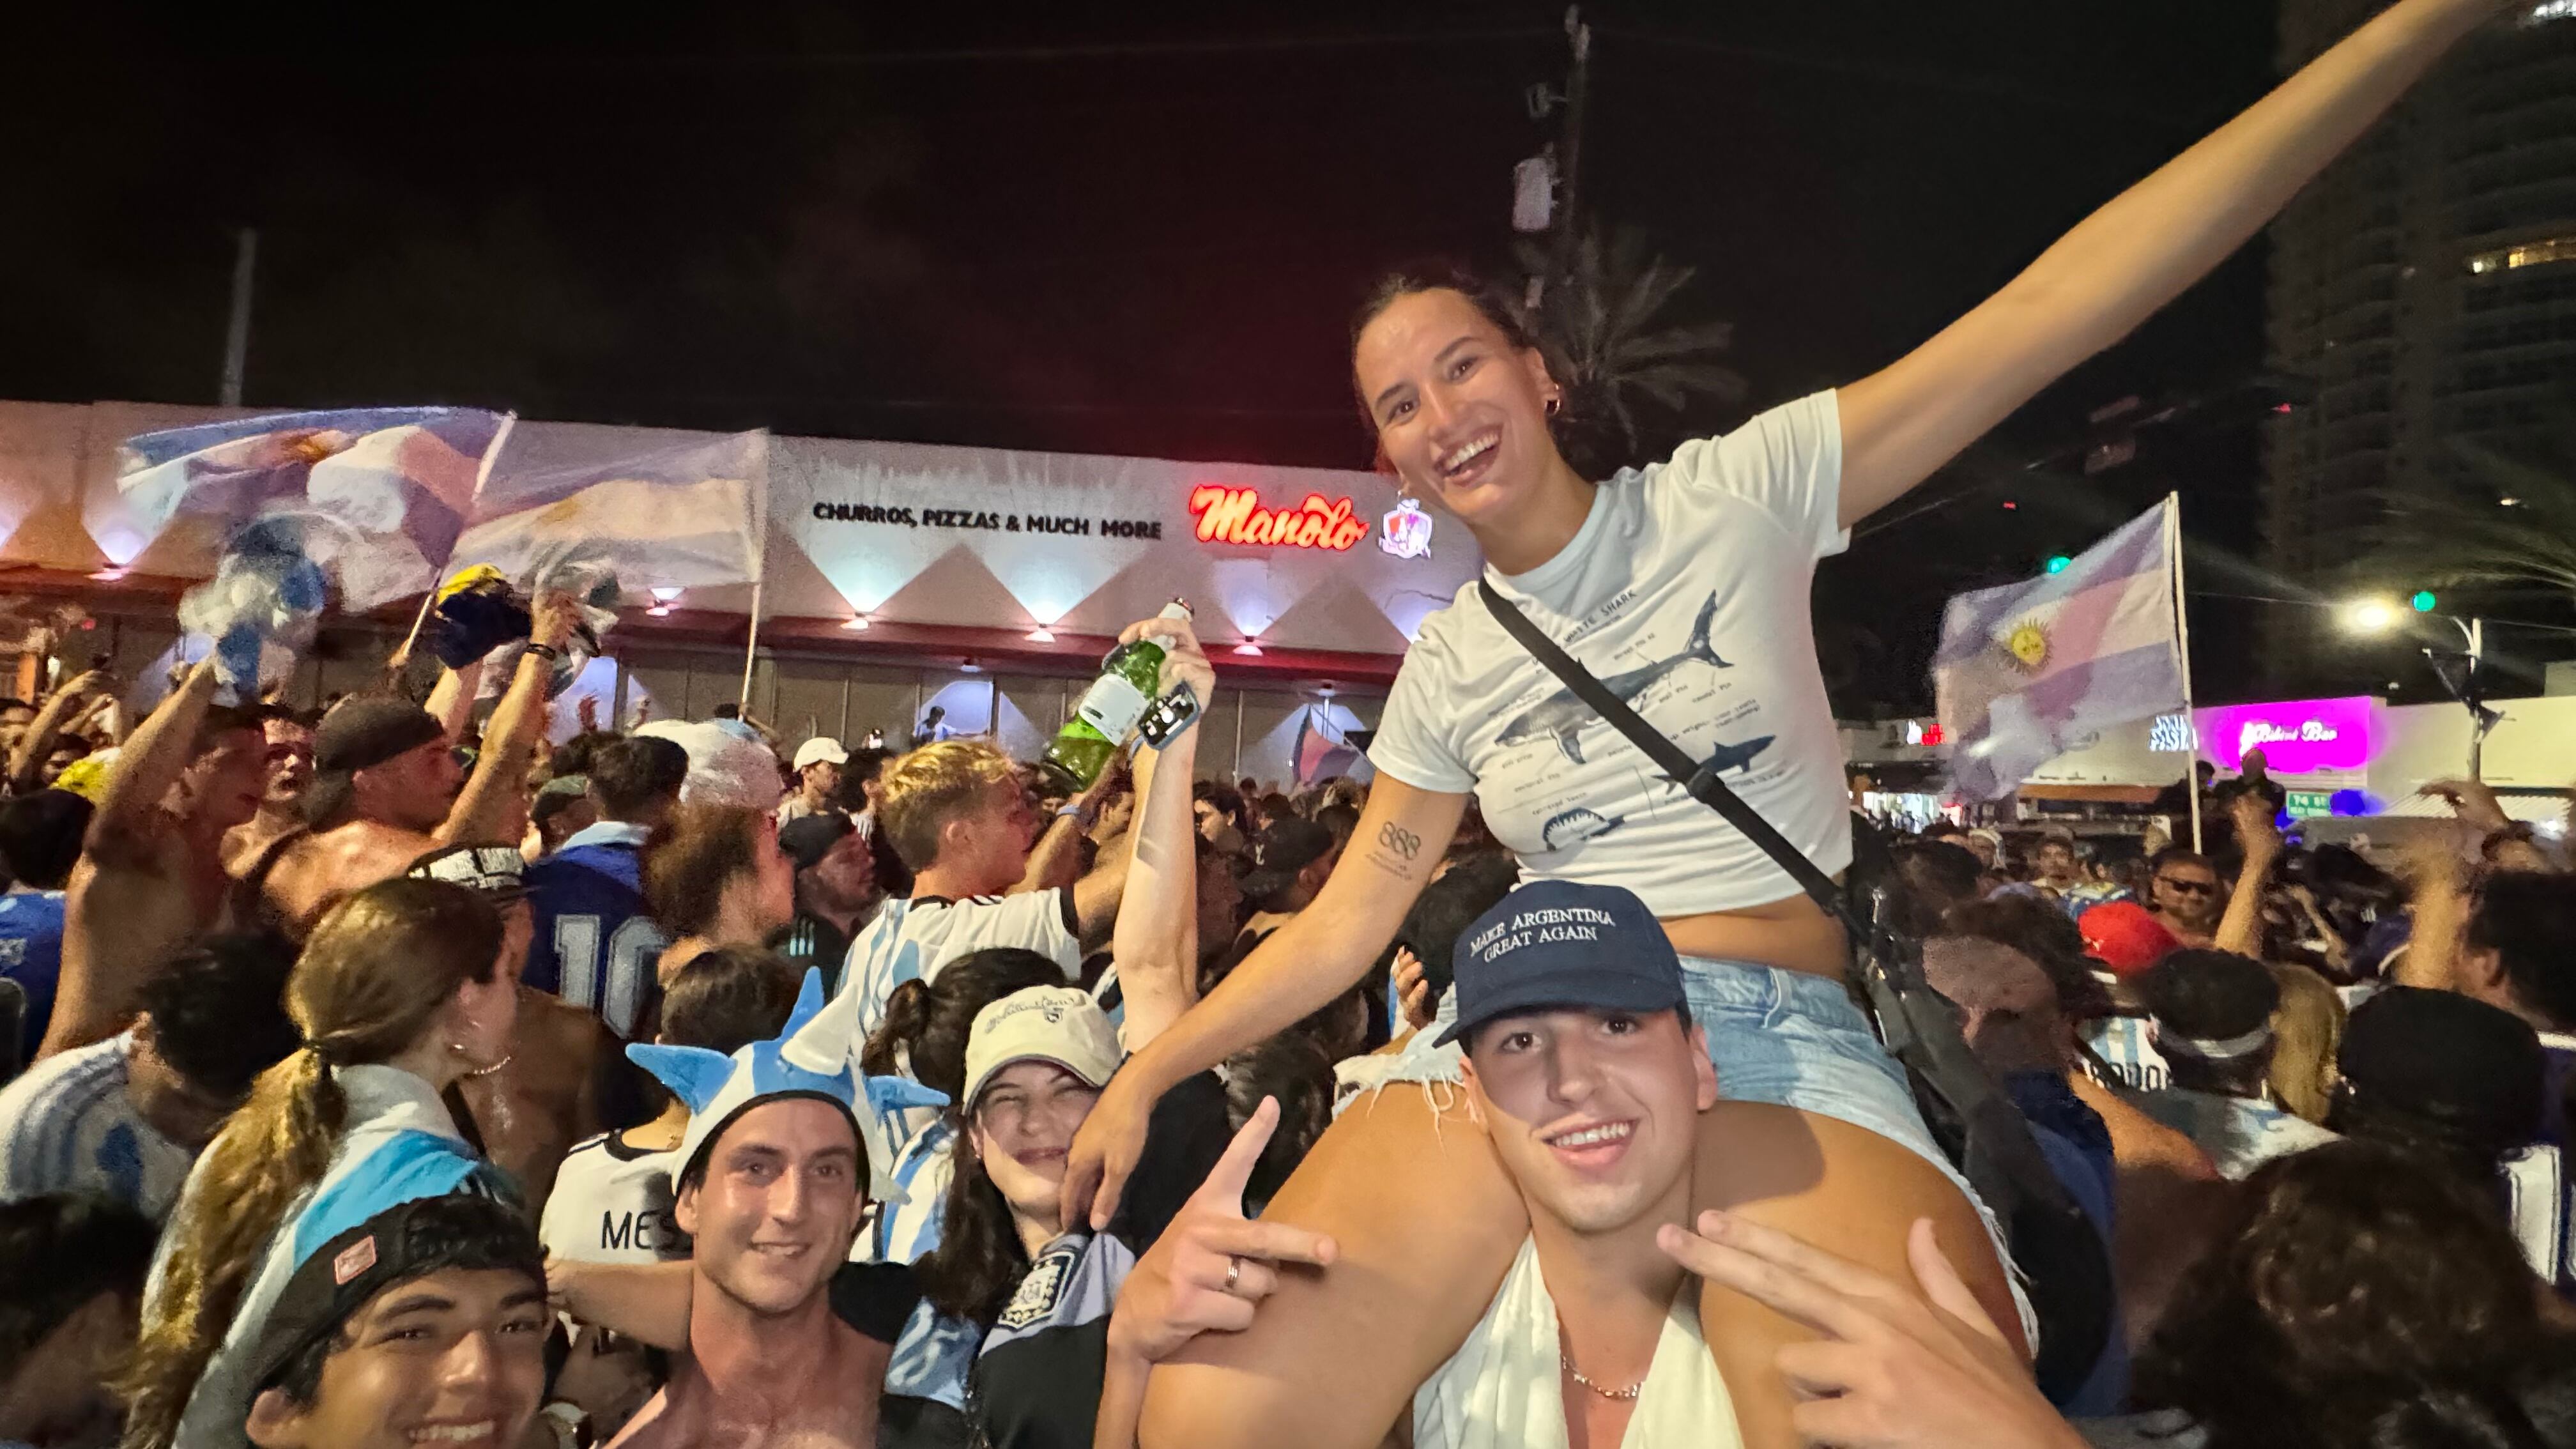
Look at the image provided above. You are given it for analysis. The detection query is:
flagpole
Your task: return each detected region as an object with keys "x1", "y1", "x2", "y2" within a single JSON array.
[
  {"x1": 737, "y1": 431, "x2": 772, "y2": 714},
  {"x1": 2165, "y1": 491, "x2": 2204, "y2": 854},
  {"x1": 738, "y1": 577, "x2": 765, "y2": 712},
  {"x1": 391, "y1": 412, "x2": 516, "y2": 681}
]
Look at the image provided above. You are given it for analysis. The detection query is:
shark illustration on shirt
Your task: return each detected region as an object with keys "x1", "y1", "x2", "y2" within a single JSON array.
[{"x1": 1494, "y1": 592, "x2": 1731, "y2": 765}]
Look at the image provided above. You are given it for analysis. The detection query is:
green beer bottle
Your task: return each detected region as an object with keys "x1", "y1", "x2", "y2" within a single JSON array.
[{"x1": 1039, "y1": 599, "x2": 1192, "y2": 793}]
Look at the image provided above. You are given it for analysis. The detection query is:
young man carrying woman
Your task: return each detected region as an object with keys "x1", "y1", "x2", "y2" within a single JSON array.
[{"x1": 1061, "y1": 4, "x2": 2519, "y2": 1444}]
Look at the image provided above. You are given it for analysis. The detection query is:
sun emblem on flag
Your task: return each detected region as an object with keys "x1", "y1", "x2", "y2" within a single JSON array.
[{"x1": 2004, "y1": 618, "x2": 2051, "y2": 673}]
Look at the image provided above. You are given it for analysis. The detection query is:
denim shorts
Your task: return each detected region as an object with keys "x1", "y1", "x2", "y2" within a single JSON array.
[{"x1": 1336, "y1": 953, "x2": 2038, "y2": 1346}]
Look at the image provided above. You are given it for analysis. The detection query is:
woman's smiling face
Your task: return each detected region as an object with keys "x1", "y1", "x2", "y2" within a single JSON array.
[
  {"x1": 1353, "y1": 286, "x2": 1562, "y2": 533},
  {"x1": 969, "y1": 1059, "x2": 1101, "y2": 1220}
]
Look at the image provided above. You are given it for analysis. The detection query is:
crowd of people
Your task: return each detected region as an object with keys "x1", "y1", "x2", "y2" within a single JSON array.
[
  {"x1": 1, "y1": 1, "x2": 2566, "y2": 1445},
  {"x1": 1, "y1": 604, "x2": 2567, "y2": 1449}
]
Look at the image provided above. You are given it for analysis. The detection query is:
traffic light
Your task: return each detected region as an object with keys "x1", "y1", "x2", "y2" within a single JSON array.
[
  {"x1": 2411, "y1": 590, "x2": 2437, "y2": 613},
  {"x1": 2045, "y1": 555, "x2": 2072, "y2": 576}
]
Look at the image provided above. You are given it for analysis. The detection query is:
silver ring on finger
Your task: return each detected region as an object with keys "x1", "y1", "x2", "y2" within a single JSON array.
[{"x1": 1223, "y1": 1256, "x2": 1243, "y2": 1295}]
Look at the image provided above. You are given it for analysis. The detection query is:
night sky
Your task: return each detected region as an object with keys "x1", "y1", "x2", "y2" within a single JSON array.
[{"x1": 4, "y1": 1, "x2": 2290, "y2": 710}]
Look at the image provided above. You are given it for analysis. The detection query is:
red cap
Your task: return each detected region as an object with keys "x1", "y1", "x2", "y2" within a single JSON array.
[{"x1": 2079, "y1": 901, "x2": 2179, "y2": 977}]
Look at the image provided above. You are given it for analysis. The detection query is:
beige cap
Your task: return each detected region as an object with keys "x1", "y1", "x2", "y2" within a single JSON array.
[{"x1": 961, "y1": 986, "x2": 1121, "y2": 1110}]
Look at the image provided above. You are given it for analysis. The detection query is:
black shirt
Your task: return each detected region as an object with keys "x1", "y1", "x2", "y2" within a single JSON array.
[
  {"x1": 968, "y1": 1071, "x2": 1234, "y2": 1449},
  {"x1": 828, "y1": 1260, "x2": 926, "y2": 1344},
  {"x1": 772, "y1": 910, "x2": 858, "y2": 996}
]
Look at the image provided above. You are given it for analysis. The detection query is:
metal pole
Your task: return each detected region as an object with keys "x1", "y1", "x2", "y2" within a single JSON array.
[
  {"x1": 2468, "y1": 615, "x2": 2485, "y2": 781},
  {"x1": 2164, "y1": 493, "x2": 2205, "y2": 854},
  {"x1": 1540, "y1": 10, "x2": 1592, "y2": 311},
  {"x1": 737, "y1": 578, "x2": 765, "y2": 714},
  {"x1": 220, "y1": 229, "x2": 257, "y2": 407}
]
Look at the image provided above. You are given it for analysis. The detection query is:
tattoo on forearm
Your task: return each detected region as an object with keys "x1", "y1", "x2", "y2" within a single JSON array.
[{"x1": 1364, "y1": 822, "x2": 1425, "y2": 880}]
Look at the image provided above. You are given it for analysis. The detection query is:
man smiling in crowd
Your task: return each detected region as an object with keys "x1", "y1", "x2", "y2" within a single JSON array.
[
  {"x1": 1411, "y1": 881, "x2": 1742, "y2": 1447},
  {"x1": 240, "y1": 1194, "x2": 551, "y2": 1449},
  {"x1": 611, "y1": 975, "x2": 928, "y2": 1449}
]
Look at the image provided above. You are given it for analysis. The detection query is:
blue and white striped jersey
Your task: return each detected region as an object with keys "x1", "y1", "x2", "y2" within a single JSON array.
[{"x1": 0, "y1": 1032, "x2": 194, "y2": 1221}]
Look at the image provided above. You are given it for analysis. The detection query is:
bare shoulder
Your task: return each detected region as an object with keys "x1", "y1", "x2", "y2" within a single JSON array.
[
  {"x1": 268, "y1": 822, "x2": 439, "y2": 922},
  {"x1": 335, "y1": 820, "x2": 441, "y2": 878},
  {"x1": 525, "y1": 987, "x2": 612, "y2": 1057}
]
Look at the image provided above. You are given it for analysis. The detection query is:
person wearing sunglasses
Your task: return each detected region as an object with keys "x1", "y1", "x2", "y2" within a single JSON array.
[{"x1": 2145, "y1": 850, "x2": 2224, "y2": 949}]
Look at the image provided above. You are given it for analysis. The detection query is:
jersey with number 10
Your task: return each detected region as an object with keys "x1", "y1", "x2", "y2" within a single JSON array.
[{"x1": 523, "y1": 842, "x2": 668, "y2": 1039}]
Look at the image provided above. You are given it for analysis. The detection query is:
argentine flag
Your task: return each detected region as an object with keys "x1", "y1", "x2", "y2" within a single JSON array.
[
  {"x1": 115, "y1": 406, "x2": 510, "y2": 610},
  {"x1": 1934, "y1": 500, "x2": 2188, "y2": 802}
]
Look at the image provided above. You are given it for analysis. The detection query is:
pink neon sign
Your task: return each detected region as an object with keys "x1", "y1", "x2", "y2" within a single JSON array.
[{"x1": 2191, "y1": 696, "x2": 2374, "y2": 775}]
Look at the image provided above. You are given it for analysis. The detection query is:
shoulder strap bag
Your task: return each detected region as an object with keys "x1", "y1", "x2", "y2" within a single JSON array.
[{"x1": 1477, "y1": 579, "x2": 2110, "y2": 1395}]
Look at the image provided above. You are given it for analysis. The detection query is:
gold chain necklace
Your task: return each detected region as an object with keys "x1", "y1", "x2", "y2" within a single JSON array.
[{"x1": 1558, "y1": 1351, "x2": 1643, "y2": 1401}]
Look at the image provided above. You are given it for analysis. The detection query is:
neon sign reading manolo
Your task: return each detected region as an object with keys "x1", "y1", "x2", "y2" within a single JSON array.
[{"x1": 1187, "y1": 486, "x2": 1371, "y2": 551}]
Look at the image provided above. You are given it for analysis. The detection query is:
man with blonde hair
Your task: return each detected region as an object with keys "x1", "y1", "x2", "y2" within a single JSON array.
[{"x1": 798, "y1": 616, "x2": 1216, "y2": 1054}]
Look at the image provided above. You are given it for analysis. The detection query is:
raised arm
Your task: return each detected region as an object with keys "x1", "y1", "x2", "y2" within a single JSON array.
[
  {"x1": 1837, "y1": 0, "x2": 2503, "y2": 525},
  {"x1": 437, "y1": 596, "x2": 574, "y2": 847},
  {"x1": 8, "y1": 669, "x2": 106, "y2": 794},
  {"x1": 1061, "y1": 775, "x2": 1466, "y2": 1229},
  {"x1": 91, "y1": 663, "x2": 219, "y2": 846},
  {"x1": 424, "y1": 659, "x2": 486, "y2": 746},
  {"x1": 2213, "y1": 796, "x2": 2281, "y2": 959},
  {"x1": 1023, "y1": 753, "x2": 1126, "y2": 901},
  {"x1": 40, "y1": 664, "x2": 222, "y2": 1059},
  {"x1": 1110, "y1": 624, "x2": 1217, "y2": 1051}
]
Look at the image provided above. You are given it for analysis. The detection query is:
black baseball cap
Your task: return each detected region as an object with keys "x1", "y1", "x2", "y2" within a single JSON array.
[
  {"x1": 1238, "y1": 817, "x2": 1337, "y2": 907},
  {"x1": 250, "y1": 1193, "x2": 542, "y2": 1395},
  {"x1": 1436, "y1": 880, "x2": 1686, "y2": 1048},
  {"x1": 778, "y1": 812, "x2": 857, "y2": 873},
  {"x1": 305, "y1": 696, "x2": 447, "y2": 827}
]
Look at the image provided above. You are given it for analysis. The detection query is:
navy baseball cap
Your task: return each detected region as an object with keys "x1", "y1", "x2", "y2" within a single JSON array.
[{"x1": 1436, "y1": 880, "x2": 1687, "y2": 1048}]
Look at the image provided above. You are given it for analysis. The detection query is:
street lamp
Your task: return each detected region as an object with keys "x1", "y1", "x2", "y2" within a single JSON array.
[
  {"x1": 2340, "y1": 597, "x2": 2401, "y2": 634},
  {"x1": 2339, "y1": 593, "x2": 2493, "y2": 778}
]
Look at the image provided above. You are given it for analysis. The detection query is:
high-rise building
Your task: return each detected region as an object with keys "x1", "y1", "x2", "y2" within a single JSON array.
[{"x1": 2260, "y1": 1, "x2": 2576, "y2": 685}]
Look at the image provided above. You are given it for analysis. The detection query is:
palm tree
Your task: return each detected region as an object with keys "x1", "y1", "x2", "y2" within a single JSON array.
[
  {"x1": 1514, "y1": 222, "x2": 1746, "y2": 473},
  {"x1": 2369, "y1": 417, "x2": 2576, "y2": 602}
]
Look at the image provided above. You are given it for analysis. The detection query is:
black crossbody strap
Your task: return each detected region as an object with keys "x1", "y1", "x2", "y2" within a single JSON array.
[
  {"x1": 1476, "y1": 580, "x2": 1859, "y2": 933},
  {"x1": 1475, "y1": 579, "x2": 2090, "y2": 1231}
]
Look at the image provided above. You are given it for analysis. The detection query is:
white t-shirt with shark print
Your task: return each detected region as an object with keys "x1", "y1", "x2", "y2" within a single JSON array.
[{"x1": 1368, "y1": 391, "x2": 1853, "y2": 917}]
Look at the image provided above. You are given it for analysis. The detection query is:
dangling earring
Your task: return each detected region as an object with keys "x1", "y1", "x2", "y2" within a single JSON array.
[{"x1": 1545, "y1": 392, "x2": 1563, "y2": 417}]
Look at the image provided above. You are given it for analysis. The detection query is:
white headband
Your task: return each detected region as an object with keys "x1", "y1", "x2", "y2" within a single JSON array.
[{"x1": 2157, "y1": 1023, "x2": 2274, "y2": 1061}]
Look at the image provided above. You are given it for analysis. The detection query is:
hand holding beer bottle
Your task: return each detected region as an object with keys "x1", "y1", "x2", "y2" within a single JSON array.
[{"x1": 1038, "y1": 600, "x2": 1213, "y2": 793}]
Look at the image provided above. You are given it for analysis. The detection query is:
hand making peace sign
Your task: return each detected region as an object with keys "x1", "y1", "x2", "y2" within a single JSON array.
[{"x1": 1105, "y1": 1097, "x2": 1340, "y2": 1365}]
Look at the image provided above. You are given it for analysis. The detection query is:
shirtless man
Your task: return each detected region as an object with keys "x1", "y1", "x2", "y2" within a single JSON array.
[
  {"x1": 35, "y1": 662, "x2": 266, "y2": 1059},
  {"x1": 256, "y1": 594, "x2": 579, "y2": 931},
  {"x1": 406, "y1": 843, "x2": 627, "y2": 1218},
  {"x1": 611, "y1": 982, "x2": 903, "y2": 1449},
  {"x1": 221, "y1": 706, "x2": 316, "y2": 880}
]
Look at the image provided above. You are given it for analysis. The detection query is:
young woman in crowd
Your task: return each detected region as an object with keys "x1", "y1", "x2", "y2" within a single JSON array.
[
  {"x1": 861, "y1": 947, "x2": 1078, "y2": 1258},
  {"x1": 116, "y1": 878, "x2": 514, "y2": 1449},
  {"x1": 643, "y1": 806, "x2": 796, "y2": 984},
  {"x1": 914, "y1": 984, "x2": 1237, "y2": 1448},
  {"x1": 1064, "y1": 3, "x2": 2515, "y2": 1442}
]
